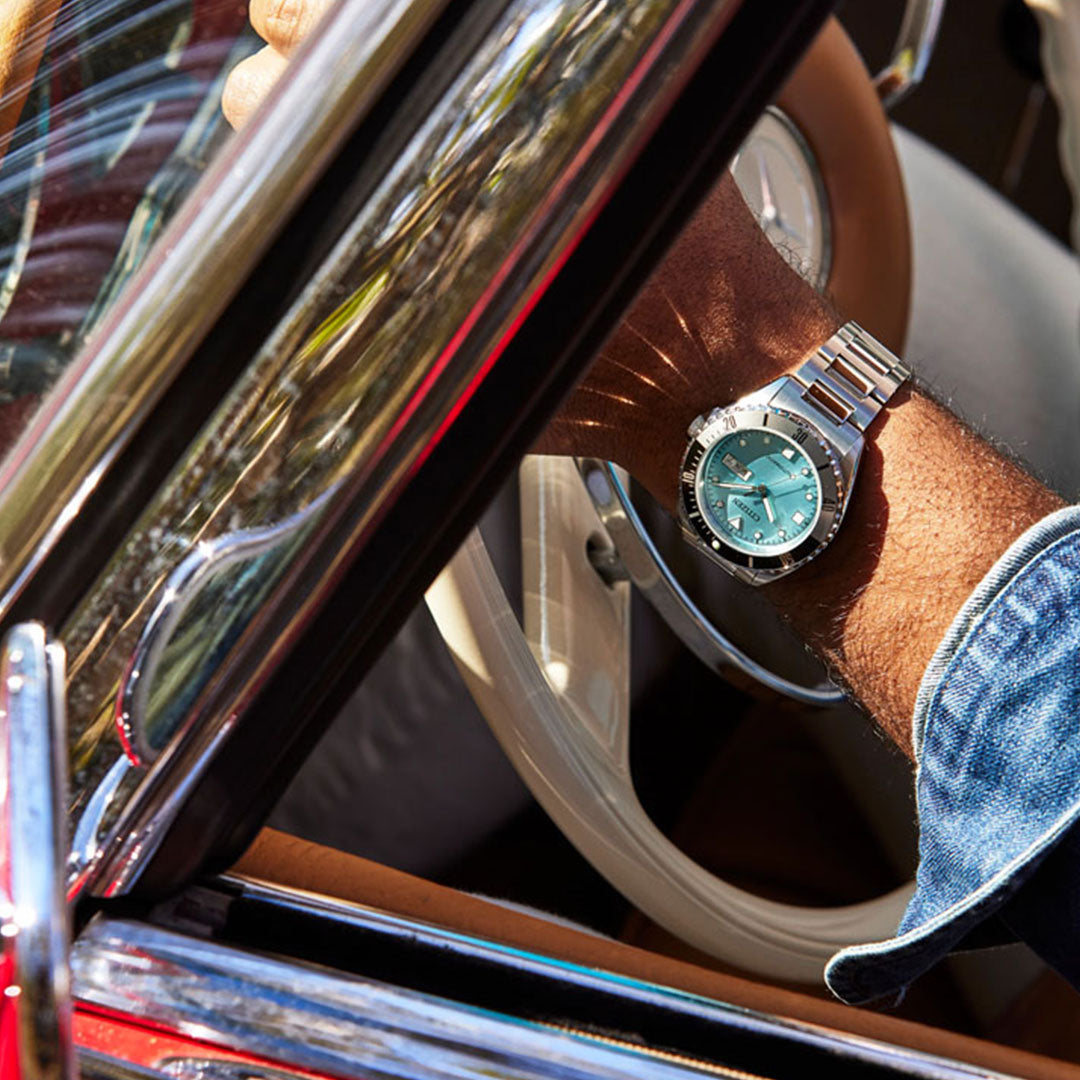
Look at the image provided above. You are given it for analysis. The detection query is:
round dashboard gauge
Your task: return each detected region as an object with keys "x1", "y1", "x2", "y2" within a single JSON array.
[{"x1": 730, "y1": 106, "x2": 832, "y2": 292}]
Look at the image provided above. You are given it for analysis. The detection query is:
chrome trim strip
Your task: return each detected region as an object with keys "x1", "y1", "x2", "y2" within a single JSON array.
[
  {"x1": 78, "y1": 1051, "x2": 172, "y2": 1080},
  {"x1": 155, "y1": 1061, "x2": 313, "y2": 1080},
  {"x1": 74, "y1": 905, "x2": 1020, "y2": 1080},
  {"x1": 72, "y1": 918, "x2": 762, "y2": 1080},
  {"x1": 116, "y1": 493, "x2": 332, "y2": 766},
  {"x1": 875, "y1": 0, "x2": 945, "y2": 109},
  {"x1": 2, "y1": 623, "x2": 74, "y2": 1080},
  {"x1": 0, "y1": 0, "x2": 448, "y2": 624}
]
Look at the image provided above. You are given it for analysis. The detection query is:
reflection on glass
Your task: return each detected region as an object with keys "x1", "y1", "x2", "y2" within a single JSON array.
[{"x1": 0, "y1": 0, "x2": 249, "y2": 456}]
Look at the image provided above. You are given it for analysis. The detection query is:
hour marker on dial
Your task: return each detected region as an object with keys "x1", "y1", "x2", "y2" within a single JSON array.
[
  {"x1": 754, "y1": 530, "x2": 763, "y2": 540},
  {"x1": 781, "y1": 447, "x2": 796, "y2": 460},
  {"x1": 777, "y1": 529, "x2": 786, "y2": 539},
  {"x1": 728, "y1": 516, "x2": 743, "y2": 532},
  {"x1": 802, "y1": 468, "x2": 811, "y2": 476},
  {"x1": 792, "y1": 510, "x2": 805, "y2": 525},
  {"x1": 805, "y1": 492, "x2": 814, "y2": 501}
]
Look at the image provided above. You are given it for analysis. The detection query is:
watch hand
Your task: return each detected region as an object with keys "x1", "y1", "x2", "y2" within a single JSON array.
[
  {"x1": 771, "y1": 479, "x2": 818, "y2": 499},
  {"x1": 713, "y1": 482, "x2": 757, "y2": 492},
  {"x1": 761, "y1": 492, "x2": 776, "y2": 524}
]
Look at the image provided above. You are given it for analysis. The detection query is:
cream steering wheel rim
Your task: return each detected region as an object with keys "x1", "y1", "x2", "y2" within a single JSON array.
[{"x1": 427, "y1": 457, "x2": 913, "y2": 985}]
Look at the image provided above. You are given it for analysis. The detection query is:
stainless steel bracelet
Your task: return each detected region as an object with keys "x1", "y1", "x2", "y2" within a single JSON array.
[{"x1": 770, "y1": 321, "x2": 910, "y2": 442}]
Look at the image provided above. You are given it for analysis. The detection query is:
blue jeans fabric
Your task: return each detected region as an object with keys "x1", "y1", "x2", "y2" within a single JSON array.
[{"x1": 825, "y1": 505, "x2": 1080, "y2": 1005}]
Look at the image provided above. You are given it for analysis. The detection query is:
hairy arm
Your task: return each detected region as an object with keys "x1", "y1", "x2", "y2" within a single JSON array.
[
  {"x1": 226, "y1": 4, "x2": 1064, "y2": 756},
  {"x1": 538, "y1": 174, "x2": 1063, "y2": 755}
]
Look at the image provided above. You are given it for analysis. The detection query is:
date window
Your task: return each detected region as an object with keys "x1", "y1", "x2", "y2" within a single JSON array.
[{"x1": 722, "y1": 452, "x2": 752, "y2": 481}]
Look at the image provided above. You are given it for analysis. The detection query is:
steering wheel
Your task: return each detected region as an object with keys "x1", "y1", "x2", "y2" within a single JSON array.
[{"x1": 427, "y1": 17, "x2": 921, "y2": 986}]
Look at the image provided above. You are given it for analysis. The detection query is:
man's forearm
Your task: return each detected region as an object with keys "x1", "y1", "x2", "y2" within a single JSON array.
[
  {"x1": 772, "y1": 388, "x2": 1063, "y2": 753},
  {"x1": 542, "y1": 174, "x2": 1064, "y2": 755}
]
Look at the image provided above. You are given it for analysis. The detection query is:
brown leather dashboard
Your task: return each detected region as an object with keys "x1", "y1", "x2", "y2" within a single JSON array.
[{"x1": 236, "y1": 828, "x2": 1078, "y2": 1080}]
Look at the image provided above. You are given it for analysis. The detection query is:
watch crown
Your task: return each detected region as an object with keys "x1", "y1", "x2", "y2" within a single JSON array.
[{"x1": 687, "y1": 414, "x2": 706, "y2": 438}]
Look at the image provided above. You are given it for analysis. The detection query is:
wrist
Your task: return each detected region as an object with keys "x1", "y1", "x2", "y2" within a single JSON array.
[
  {"x1": 537, "y1": 172, "x2": 1066, "y2": 758},
  {"x1": 771, "y1": 389, "x2": 1064, "y2": 753},
  {"x1": 535, "y1": 172, "x2": 840, "y2": 505},
  {"x1": 633, "y1": 290, "x2": 839, "y2": 511},
  {"x1": 582, "y1": 186, "x2": 841, "y2": 506}
]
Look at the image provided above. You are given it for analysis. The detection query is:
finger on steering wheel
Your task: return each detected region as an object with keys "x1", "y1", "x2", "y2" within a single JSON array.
[
  {"x1": 223, "y1": 44, "x2": 289, "y2": 129},
  {"x1": 222, "y1": 0, "x2": 333, "y2": 129},
  {"x1": 251, "y1": 0, "x2": 335, "y2": 55}
]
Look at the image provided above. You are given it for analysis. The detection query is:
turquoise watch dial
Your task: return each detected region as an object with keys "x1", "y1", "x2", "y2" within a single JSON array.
[
  {"x1": 679, "y1": 405, "x2": 844, "y2": 578},
  {"x1": 698, "y1": 428, "x2": 821, "y2": 556}
]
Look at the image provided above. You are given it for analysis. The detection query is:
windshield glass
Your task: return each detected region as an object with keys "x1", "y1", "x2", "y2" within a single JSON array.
[{"x1": 0, "y1": 0, "x2": 250, "y2": 456}]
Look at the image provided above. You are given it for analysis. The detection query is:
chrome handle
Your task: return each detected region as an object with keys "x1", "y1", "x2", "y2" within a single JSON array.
[
  {"x1": 0, "y1": 623, "x2": 74, "y2": 1080},
  {"x1": 874, "y1": 0, "x2": 946, "y2": 109}
]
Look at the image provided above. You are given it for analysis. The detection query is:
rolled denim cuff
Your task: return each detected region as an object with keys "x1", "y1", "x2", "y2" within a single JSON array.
[{"x1": 825, "y1": 505, "x2": 1080, "y2": 1004}]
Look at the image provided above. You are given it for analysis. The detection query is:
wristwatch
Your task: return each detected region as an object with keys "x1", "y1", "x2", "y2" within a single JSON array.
[{"x1": 678, "y1": 321, "x2": 909, "y2": 585}]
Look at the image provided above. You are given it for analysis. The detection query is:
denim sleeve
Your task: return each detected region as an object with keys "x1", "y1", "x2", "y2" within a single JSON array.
[{"x1": 824, "y1": 505, "x2": 1080, "y2": 1005}]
